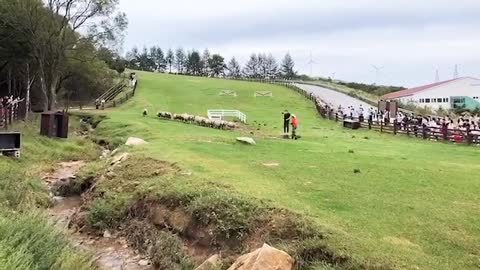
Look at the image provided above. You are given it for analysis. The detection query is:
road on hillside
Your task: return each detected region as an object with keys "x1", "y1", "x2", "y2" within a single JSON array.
[{"x1": 294, "y1": 83, "x2": 372, "y2": 109}]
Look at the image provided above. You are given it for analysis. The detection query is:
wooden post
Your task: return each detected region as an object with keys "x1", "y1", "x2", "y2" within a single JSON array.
[
  {"x1": 393, "y1": 119, "x2": 397, "y2": 135},
  {"x1": 422, "y1": 125, "x2": 427, "y2": 139},
  {"x1": 380, "y1": 120, "x2": 383, "y2": 133},
  {"x1": 368, "y1": 120, "x2": 372, "y2": 130},
  {"x1": 113, "y1": 100, "x2": 116, "y2": 107}
]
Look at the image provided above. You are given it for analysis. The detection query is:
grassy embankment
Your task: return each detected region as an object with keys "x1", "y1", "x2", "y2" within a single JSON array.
[
  {"x1": 0, "y1": 120, "x2": 98, "y2": 270},
  {"x1": 84, "y1": 71, "x2": 479, "y2": 269}
]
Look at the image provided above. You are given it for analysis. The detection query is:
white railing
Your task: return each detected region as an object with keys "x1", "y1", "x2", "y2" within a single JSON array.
[{"x1": 207, "y1": 109, "x2": 247, "y2": 123}]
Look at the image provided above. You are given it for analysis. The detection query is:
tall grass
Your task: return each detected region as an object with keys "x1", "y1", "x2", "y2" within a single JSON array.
[{"x1": 0, "y1": 120, "x2": 98, "y2": 270}]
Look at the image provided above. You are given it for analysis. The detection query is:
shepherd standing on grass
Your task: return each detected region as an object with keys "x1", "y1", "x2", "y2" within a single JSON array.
[
  {"x1": 282, "y1": 109, "x2": 291, "y2": 134},
  {"x1": 291, "y1": 114, "x2": 299, "y2": 140}
]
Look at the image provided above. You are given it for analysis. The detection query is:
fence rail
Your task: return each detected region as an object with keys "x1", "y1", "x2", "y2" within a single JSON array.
[{"x1": 207, "y1": 109, "x2": 247, "y2": 123}]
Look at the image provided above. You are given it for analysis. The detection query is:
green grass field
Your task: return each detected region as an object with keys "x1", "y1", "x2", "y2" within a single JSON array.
[{"x1": 95, "y1": 71, "x2": 480, "y2": 269}]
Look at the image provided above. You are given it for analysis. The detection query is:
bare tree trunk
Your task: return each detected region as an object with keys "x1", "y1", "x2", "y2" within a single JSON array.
[
  {"x1": 48, "y1": 75, "x2": 59, "y2": 111},
  {"x1": 7, "y1": 67, "x2": 12, "y2": 95},
  {"x1": 38, "y1": 64, "x2": 49, "y2": 112},
  {"x1": 25, "y1": 64, "x2": 33, "y2": 119}
]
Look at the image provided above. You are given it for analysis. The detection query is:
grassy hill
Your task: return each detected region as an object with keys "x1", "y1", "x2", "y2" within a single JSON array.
[{"x1": 92, "y1": 71, "x2": 479, "y2": 269}]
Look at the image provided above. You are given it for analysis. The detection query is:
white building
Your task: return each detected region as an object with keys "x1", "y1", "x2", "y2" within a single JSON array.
[{"x1": 382, "y1": 77, "x2": 480, "y2": 111}]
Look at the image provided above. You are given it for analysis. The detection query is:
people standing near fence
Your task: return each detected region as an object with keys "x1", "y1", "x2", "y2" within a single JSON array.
[
  {"x1": 282, "y1": 109, "x2": 291, "y2": 134},
  {"x1": 291, "y1": 114, "x2": 299, "y2": 140}
]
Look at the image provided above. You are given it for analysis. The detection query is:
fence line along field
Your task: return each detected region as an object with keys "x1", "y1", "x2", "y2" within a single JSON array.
[{"x1": 94, "y1": 71, "x2": 480, "y2": 270}]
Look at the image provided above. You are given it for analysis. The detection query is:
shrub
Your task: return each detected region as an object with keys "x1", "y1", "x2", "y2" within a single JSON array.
[{"x1": 187, "y1": 191, "x2": 260, "y2": 243}]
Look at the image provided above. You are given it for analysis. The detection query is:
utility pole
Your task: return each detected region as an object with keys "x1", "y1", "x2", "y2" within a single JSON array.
[
  {"x1": 435, "y1": 69, "x2": 440, "y2": 83},
  {"x1": 453, "y1": 64, "x2": 459, "y2": 79}
]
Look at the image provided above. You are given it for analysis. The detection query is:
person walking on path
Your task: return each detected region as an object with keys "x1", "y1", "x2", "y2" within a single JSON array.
[
  {"x1": 282, "y1": 109, "x2": 291, "y2": 134},
  {"x1": 291, "y1": 114, "x2": 299, "y2": 140}
]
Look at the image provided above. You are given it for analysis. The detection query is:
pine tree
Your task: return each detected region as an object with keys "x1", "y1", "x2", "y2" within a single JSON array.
[
  {"x1": 243, "y1": 53, "x2": 259, "y2": 78},
  {"x1": 280, "y1": 52, "x2": 296, "y2": 79},
  {"x1": 227, "y1": 57, "x2": 241, "y2": 78},
  {"x1": 166, "y1": 49, "x2": 174, "y2": 73},
  {"x1": 175, "y1": 48, "x2": 186, "y2": 74},
  {"x1": 208, "y1": 54, "x2": 226, "y2": 77},
  {"x1": 265, "y1": 53, "x2": 278, "y2": 79},
  {"x1": 201, "y1": 49, "x2": 211, "y2": 76}
]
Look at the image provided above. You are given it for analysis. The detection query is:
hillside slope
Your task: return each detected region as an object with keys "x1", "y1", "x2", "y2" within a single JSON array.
[{"x1": 93, "y1": 71, "x2": 480, "y2": 270}]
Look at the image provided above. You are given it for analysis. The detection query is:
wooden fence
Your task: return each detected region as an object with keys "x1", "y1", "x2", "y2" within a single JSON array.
[
  {"x1": 107, "y1": 90, "x2": 135, "y2": 108},
  {"x1": 0, "y1": 100, "x2": 26, "y2": 130}
]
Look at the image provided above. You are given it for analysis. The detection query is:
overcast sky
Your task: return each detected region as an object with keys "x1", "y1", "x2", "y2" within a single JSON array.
[{"x1": 118, "y1": 0, "x2": 480, "y2": 87}]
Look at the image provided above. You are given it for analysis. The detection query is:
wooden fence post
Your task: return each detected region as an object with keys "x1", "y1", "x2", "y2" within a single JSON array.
[
  {"x1": 393, "y1": 120, "x2": 397, "y2": 135},
  {"x1": 422, "y1": 125, "x2": 427, "y2": 139},
  {"x1": 380, "y1": 120, "x2": 383, "y2": 133}
]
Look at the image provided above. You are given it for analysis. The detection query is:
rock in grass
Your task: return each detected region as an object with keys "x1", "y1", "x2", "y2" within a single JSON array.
[
  {"x1": 103, "y1": 230, "x2": 112, "y2": 238},
  {"x1": 125, "y1": 137, "x2": 148, "y2": 146},
  {"x1": 237, "y1": 137, "x2": 256, "y2": 145},
  {"x1": 228, "y1": 243, "x2": 294, "y2": 270},
  {"x1": 138, "y1": 259, "x2": 150, "y2": 266},
  {"x1": 195, "y1": 254, "x2": 221, "y2": 270},
  {"x1": 353, "y1": 169, "x2": 361, "y2": 174},
  {"x1": 111, "y1": 153, "x2": 129, "y2": 165}
]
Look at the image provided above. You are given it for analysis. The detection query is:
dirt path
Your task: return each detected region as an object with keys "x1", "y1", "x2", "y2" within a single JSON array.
[{"x1": 44, "y1": 161, "x2": 153, "y2": 270}]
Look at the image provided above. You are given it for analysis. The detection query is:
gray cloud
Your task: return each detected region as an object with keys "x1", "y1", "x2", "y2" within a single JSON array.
[{"x1": 119, "y1": 0, "x2": 480, "y2": 86}]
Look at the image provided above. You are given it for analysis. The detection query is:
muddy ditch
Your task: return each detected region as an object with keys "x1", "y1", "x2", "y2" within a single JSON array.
[
  {"x1": 44, "y1": 159, "x2": 154, "y2": 270},
  {"x1": 47, "y1": 154, "x2": 371, "y2": 270}
]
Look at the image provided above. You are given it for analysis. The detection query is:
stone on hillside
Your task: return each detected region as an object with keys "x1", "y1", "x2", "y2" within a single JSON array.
[
  {"x1": 125, "y1": 137, "x2": 148, "y2": 146},
  {"x1": 236, "y1": 137, "x2": 256, "y2": 145},
  {"x1": 111, "y1": 153, "x2": 129, "y2": 165},
  {"x1": 228, "y1": 244, "x2": 294, "y2": 270},
  {"x1": 137, "y1": 259, "x2": 150, "y2": 266},
  {"x1": 103, "y1": 230, "x2": 112, "y2": 238},
  {"x1": 195, "y1": 254, "x2": 221, "y2": 270}
]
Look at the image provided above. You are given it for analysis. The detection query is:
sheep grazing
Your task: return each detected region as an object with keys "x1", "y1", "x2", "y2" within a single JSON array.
[
  {"x1": 156, "y1": 110, "x2": 238, "y2": 131},
  {"x1": 157, "y1": 111, "x2": 173, "y2": 119},
  {"x1": 226, "y1": 122, "x2": 236, "y2": 130},
  {"x1": 173, "y1": 114, "x2": 184, "y2": 121}
]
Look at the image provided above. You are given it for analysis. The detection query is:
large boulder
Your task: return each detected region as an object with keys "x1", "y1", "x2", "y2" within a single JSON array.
[
  {"x1": 228, "y1": 244, "x2": 294, "y2": 270},
  {"x1": 125, "y1": 137, "x2": 148, "y2": 146},
  {"x1": 236, "y1": 137, "x2": 256, "y2": 145},
  {"x1": 195, "y1": 254, "x2": 221, "y2": 270}
]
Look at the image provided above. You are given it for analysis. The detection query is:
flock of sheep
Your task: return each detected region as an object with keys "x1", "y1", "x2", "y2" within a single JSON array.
[{"x1": 157, "y1": 112, "x2": 237, "y2": 130}]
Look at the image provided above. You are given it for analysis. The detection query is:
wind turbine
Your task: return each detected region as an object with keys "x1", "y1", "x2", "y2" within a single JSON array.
[
  {"x1": 307, "y1": 51, "x2": 317, "y2": 78},
  {"x1": 371, "y1": 65, "x2": 384, "y2": 85},
  {"x1": 330, "y1": 72, "x2": 336, "y2": 80}
]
